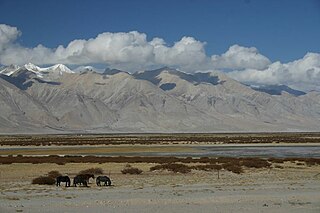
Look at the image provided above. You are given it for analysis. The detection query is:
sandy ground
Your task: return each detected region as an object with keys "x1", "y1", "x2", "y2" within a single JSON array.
[{"x1": 0, "y1": 163, "x2": 320, "y2": 213}]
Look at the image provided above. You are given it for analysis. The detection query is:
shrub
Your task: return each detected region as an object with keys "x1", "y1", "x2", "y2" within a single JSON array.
[
  {"x1": 305, "y1": 158, "x2": 320, "y2": 166},
  {"x1": 121, "y1": 167, "x2": 143, "y2": 175},
  {"x1": 79, "y1": 167, "x2": 103, "y2": 175},
  {"x1": 56, "y1": 162, "x2": 65, "y2": 165},
  {"x1": 241, "y1": 158, "x2": 271, "y2": 169},
  {"x1": 32, "y1": 176, "x2": 55, "y2": 185},
  {"x1": 190, "y1": 164, "x2": 222, "y2": 171},
  {"x1": 48, "y1": 170, "x2": 62, "y2": 178},
  {"x1": 268, "y1": 158, "x2": 284, "y2": 164},
  {"x1": 150, "y1": 163, "x2": 191, "y2": 174},
  {"x1": 222, "y1": 163, "x2": 243, "y2": 174}
]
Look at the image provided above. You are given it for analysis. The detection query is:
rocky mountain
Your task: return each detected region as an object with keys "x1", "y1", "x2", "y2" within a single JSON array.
[
  {"x1": 0, "y1": 64, "x2": 319, "y2": 133},
  {"x1": 0, "y1": 63, "x2": 74, "y2": 80}
]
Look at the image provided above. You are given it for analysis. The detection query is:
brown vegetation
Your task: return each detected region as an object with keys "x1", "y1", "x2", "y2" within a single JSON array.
[
  {"x1": 1, "y1": 132, "x2": 320, "y2": 146},
  {"x1": 48, "y1": 170, "x2": 62, "y2": 178},
  {"x1": 32, "y1": 176, "x2": 55, "y2": 185},
  {"x1": 1, "y1": 155, "x2": 319, "y2": 167},
  {"x1": 121, "y1": 164, "x2": 143, "y2": 174},
  {"x1": 150, "y1": 163, "x2": 191, "y2": 173},
  {"x1": 78, "y1": 167, "x2": 103, "y2": 175},
  {"x1": 222, "y1": 163, "x2": 243, "y2": 174},
  {"x1": 240, "y1": 158, "x2": 271, "y2": 168}
]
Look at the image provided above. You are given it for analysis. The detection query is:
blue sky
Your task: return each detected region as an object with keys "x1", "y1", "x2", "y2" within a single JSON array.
[{"x1": 0, "y1": 0, "x2": 319, "y2": 62}]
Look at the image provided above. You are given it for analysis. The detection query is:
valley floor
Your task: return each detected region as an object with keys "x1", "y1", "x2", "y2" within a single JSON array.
[{"x1": 0, "y1": 162, "x2": 319, "y2": 213}]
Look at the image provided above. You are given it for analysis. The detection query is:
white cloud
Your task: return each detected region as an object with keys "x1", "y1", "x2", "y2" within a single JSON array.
[
  {"x1": 0, "y1": 25, "x2": 212, "y2": 71},
  {"x1": 152, "y1": 36, "x2": 210, "y2": 70},
  {"x1": 0, "y1": 24, "x2": 21, "y2": 51},
  {"x1": 211, "y1": 45, "x2": 271, "y2": 70},
  {"x1": 0, "y1": 24, "x2": 319, "y2": 91},
  {"x1": 228, "y1": 52, "x2": 320, "y2": 91}
]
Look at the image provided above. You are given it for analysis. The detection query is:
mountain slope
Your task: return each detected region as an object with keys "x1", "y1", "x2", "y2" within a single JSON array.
[
  {"x1": 0, "y1": 65, "x2": 319, "y2": 133},
  {"x1": 135, "y1": 68, "x2": 320, "y2": 130},
  {"x1": 0, "y1": 76, "x2": 61, "y2": 133}
]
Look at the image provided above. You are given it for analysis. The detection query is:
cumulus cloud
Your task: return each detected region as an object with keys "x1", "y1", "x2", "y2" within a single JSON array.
[
  {"x1": 211, "y1": 45, "x2": 271, "y2": 70},
  {"x1": 0, "y1": 24, "x2": 319, "y2": 91},
  {"x1": 228, "y1": 52, "x2": 320, "y2": 91},
  {"x1": 152, "y1": 36, "x2": 210, "y2": 70},
  {"x1": 0, "y1": 24, "x2": 268, "y2": 72},
  {"x1": 0, "y1": 24, "x2": 212, "y2": 71},
  {"x1": 0, "y1": 24, "x2": 21, "y2": 51}
]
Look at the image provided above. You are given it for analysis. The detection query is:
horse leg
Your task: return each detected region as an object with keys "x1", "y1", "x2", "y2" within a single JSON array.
[{"x1": 107, "y1": 179, "x2": 111, "y2": 186}]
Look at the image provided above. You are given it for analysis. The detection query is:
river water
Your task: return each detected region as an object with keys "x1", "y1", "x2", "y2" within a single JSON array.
[
  {"x1": 1, "y1": 145, "x2": 320, "y2": 158},
  {"x1": 100, "y1": 145, "x2": 320, "y2": 158}
]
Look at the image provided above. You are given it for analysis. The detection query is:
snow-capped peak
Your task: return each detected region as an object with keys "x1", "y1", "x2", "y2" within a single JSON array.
[
  {"x1": 24, "y1": 63, "x2": 41, "y2": 72},
  {"x1": 0, "y1": 64, "x2": 21, "y2": 76},
  {"x1": 46, "y1": 64, "x2": 73, "y2": 73}
]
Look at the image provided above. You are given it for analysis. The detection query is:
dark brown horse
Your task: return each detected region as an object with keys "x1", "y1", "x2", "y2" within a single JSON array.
[
  {"x1": 73, "y1": 175, "x2": 88, "y2": 187},
  {"x1": 73, "y1": 174, "x2": 94, "y2": 187},
  {"x1": 96, "y1": 176, "x2": 112, "y2": 186},
  {"x1": 81, "y1": 174, "x2": 94, "y2": 184},
  {"x1": 56, "y1": 176, "x2": 71, "y2": 187}
]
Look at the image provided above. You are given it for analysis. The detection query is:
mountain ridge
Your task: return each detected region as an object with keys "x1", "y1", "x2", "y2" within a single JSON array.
[{"x1": 0, "y1": 64, "x2": 319, "y2": 133}]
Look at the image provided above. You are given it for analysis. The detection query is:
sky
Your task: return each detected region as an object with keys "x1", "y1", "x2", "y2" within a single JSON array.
[{"x1": 0, "y1": 0, "x2": 320, "y2": 91}]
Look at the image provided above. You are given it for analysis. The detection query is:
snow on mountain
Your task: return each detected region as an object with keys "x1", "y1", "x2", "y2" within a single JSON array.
[
  {"x1": 0, "y1": 64, "x2": 21, "y2": 76},
  {"x1": 1, "y1": 63, "x2": 74, "y2": 79},
  {"x1": 41, "y1": 64, "x2": 73, "y2": 73},
  {"x1": 24, "y1": 63, "x2": 41, "y2": 72}
]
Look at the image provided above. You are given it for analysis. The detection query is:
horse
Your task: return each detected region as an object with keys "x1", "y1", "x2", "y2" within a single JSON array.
[
  {"x1": 56, "y1": 176, "x2": 71, "y2": 187},
  {"x1": 96, "y1": 176, "x2": 112, "y2": 186},
  {"x1": 73, "y1": 175, "x2": 88, "y2": 187},
  {"x1": 80, "y1": 173, "x2": 94, "y2": 184}
]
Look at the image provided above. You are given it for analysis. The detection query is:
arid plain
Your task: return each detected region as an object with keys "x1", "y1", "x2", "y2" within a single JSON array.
[{"x1": 0, "y1": 133, "x2": 319, "y2": 213}]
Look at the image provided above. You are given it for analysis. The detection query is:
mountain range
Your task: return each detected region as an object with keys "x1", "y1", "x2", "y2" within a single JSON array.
[{"x1": 0, "y1": 63, "x2": 319, "y2": 133}]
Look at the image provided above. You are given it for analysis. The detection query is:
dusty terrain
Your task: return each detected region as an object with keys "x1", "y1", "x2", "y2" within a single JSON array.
[
  {"x1": 0, "y1": 134, "x2": 319, "y2": 212},
  {"x1": 0, "y1": 162, "x2": 319, "y2": 213}
]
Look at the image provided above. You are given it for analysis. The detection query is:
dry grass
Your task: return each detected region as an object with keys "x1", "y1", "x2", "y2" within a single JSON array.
[
  {"x1": 1, "y1": 133, "x2": 320, "y2": 146},
  {"x1": 150, "y1": 163, "x2": 191, "y2": 173},
  {"x1": 0, "y1": 156, "x2": 319, "y2": 177},
  {"x1": 190, "y1": 164, "x2": 222, "y2": 171},
  {"x1": 121, "y1": 164, "x2": 143, "y2": 174},
  {"x1": 47, "y1": 170, "x2": 62, "y2": 178},
  {"x1": 241, "y1": 158, "x2": 271, "y2": 169},
  {"x1": 1, "y1": 156, "x2": 319, "y2": 167},
  {"x1": 222, "y1": 163, "x2": 243, "y2": 174},
  {"x1": 78, "y1": 167, "x2": 103, "y2": 175},
  {"x1": 32, "y1": 176, "x2": 55, "y2": 185}
]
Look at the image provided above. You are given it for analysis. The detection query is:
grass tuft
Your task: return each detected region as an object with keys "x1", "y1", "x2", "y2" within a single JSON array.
[
  {"x1": 121, "y1": 165, "x2": 143, "y2": 174},
  {"x1": 32, "y1": 176, "x2": 55, "y2": 185},
  {"x1": 78, "y1": 167, "x2": 103, "y2": 175}
]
